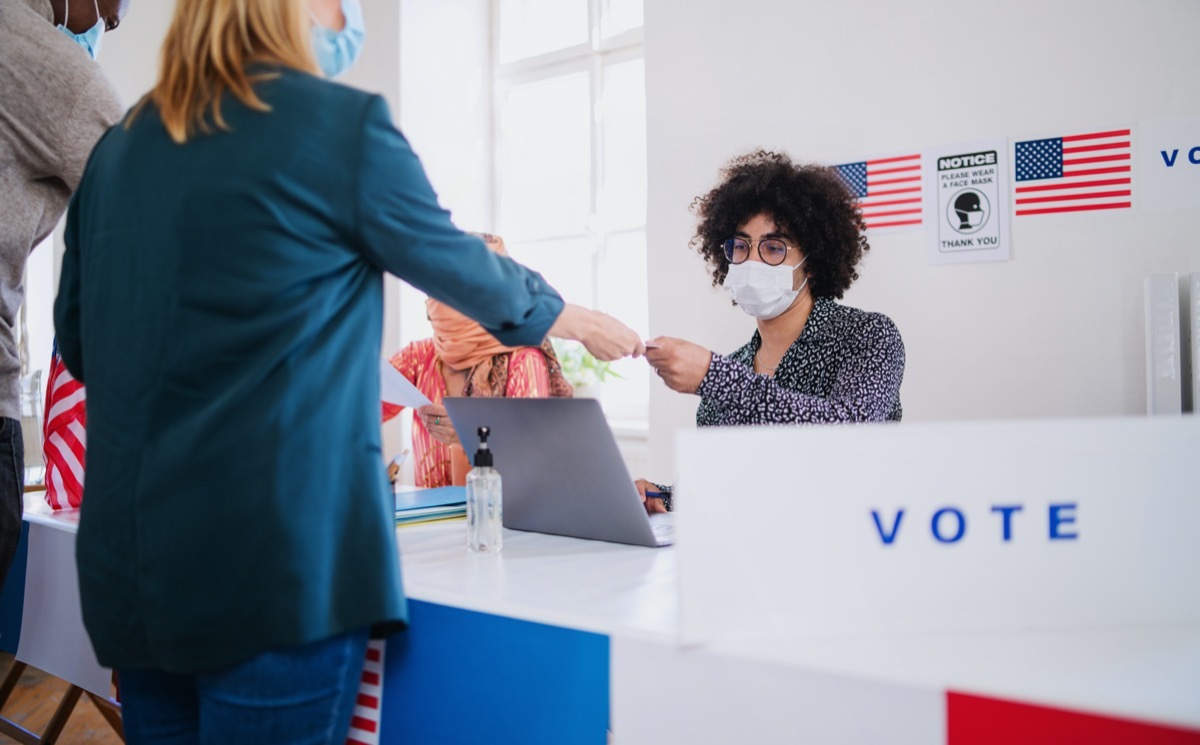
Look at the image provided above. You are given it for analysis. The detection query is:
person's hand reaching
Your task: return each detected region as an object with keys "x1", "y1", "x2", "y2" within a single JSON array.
[
  {"x1": 645, "y1": 336, "x2": 713, "y2": 394},
  {"x1": 549, "y1": 304, "x2": 645, "y2": 361}
]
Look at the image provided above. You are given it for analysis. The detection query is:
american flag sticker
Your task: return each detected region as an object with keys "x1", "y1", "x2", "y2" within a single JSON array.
[
  {"x1": 346, "y1": 640, "x2": 386, "y2": 745},
  {"x1": 1013, "y1": 128, "x2": 1133, "y2": 216},
  {"x1": 833, "y1": 153, "x2": 924, "y2": 231}
]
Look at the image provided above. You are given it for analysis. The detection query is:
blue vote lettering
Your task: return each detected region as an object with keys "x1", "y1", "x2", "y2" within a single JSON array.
[
  {"x1": 931, "y1": 508, "x2": 966, "y2": 543},
  {"x1": 991, "y1": 504, "x2": 1023, "y2": 541},
  {"x1": 1160, "y1": 147, "x2": 1200, "y2": 167},
  {"x1": 870, "y1": 509, "x2": 904, "y2": 544},
  {"x1": 871, "y1": 503, "x2": 1079, "y2": 545},
  {"x1": 1049, "y1": 503, "x2": 1078, "y2": 540}
]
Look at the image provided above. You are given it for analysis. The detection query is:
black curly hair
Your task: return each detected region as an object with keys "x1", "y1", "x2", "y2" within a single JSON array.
[{"x1": 689, "y1": 150, "x2": 869, "y2": 299}]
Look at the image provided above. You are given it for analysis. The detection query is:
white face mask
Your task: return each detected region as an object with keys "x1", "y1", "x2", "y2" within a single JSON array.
[{"x1": 722, "y1": 259, "x2": 807, "y2": 320}]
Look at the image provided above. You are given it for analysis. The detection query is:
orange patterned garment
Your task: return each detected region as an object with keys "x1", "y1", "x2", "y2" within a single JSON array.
[{"x1": 383, "y1": 338, "x2": 552, "y2": 487}]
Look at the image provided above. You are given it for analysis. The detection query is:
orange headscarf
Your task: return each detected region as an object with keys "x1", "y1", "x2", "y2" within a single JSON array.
[
  {"x1": 427, "y1": 234, "x2": 573, "y2": 399},
  {"x1": 427, "y1": 234, "x2": 520, "y2": 371}
]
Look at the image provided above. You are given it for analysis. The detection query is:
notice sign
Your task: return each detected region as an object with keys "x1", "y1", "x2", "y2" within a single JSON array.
[{"x1": 928, "y1": 142, "x2": 1010, "y2": 264}]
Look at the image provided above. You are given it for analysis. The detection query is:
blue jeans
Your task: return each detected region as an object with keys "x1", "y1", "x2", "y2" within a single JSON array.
[
  {"x1": 0, "y1": 417, "x2": 23, "y2": 594},
  {"x1": 119, "y1": 628, "x2": 369, "y2": 745}
]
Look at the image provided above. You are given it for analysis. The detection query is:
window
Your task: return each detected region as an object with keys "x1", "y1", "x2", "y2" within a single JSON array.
[{"x1": 493, "y1": 0, "x2": 648, "y2": 424}]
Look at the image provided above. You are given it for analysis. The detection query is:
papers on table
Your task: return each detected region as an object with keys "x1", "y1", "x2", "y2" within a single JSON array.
[
  {"x1": 381, "y1": 358, "x2": 432, "y2": 408},
  {"x1": 394, "y1": 485, "x2": 466, "y2": 525}
]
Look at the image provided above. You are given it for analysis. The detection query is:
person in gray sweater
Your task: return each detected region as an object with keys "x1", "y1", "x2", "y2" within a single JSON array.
[{"x1": 0, "y1": 0, "x2": 130, "y2": 590}]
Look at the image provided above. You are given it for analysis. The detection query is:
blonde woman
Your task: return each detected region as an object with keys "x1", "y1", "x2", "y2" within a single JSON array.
[{"x1": 53, "y1": 0, "x2": 643, "y2": 741}]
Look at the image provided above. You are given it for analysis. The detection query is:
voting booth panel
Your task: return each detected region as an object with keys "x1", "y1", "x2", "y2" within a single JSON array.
[
  {"x1": 674, "y1": 416, "x2": 1200, "y2": 644},
  {"x1": 650, "y1": 416, "x2": 1200, "y2": 740}
]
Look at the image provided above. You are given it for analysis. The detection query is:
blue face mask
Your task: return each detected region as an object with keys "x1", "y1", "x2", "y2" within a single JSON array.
[
  {"x1": 57, "y1": 0, "x2": 105, "y2": 60},
  {"x1": 311, "y1": 0, "x2": 365, "y2": 79}
]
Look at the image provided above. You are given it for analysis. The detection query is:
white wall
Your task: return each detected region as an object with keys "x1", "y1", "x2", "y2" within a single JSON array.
[
  {"x1": 643, "y1": 0, "x2": 1200, "y2": 478},
  {"x1": 94, "y1": 2, "x2": 174, "y2": 104},
  {"x1": 395, "y1": 0, "x2": 491, "y2": 353}
]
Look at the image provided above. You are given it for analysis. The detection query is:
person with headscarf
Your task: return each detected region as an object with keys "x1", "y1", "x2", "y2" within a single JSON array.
[{"x1": 384, "y1": 234, "x2": 574, "y2": 488}]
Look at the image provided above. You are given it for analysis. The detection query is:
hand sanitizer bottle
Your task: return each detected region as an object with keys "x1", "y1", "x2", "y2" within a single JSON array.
[{"x1": 466, "y1": 426, "x2": 502, "y2": 552}]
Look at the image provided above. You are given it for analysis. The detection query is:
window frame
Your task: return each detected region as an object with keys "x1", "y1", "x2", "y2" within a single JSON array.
[{"x1": 489, "y1": 0, "x2": 648, "y2": 424}]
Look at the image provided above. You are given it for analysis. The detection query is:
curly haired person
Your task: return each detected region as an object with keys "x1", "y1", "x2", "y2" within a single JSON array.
[{"x1": 638, "y1": 150, "x2": 905, "y2": 512}]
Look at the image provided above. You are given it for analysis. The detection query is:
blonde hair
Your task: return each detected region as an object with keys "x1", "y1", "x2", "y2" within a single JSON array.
[{"x1": 139, "y1": 0, "x2": 318, "y2": 144}]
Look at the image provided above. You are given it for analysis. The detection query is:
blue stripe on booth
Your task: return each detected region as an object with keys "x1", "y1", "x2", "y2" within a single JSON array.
[{"x1": 380, "y1": 599, "x2": 609, "y2": 744}]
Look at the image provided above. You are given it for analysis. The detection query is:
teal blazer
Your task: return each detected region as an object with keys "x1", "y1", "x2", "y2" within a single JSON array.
[{"x1": 54, "y1": 68, "x2": 563, "y2": 673}]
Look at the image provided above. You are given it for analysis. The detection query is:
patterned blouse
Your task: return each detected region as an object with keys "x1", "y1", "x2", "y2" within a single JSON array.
[
  {"x1": 695, "y1": 297, "x2": 905, "y2": 426},
  {"x1": 383, "y1": 339, "x2": 551, "y2": 487}
]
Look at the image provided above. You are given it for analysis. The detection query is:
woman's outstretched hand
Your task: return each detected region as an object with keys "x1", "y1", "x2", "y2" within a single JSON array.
[{"x1": 549, "y1": 304, "x2": 645, "y2": 361}]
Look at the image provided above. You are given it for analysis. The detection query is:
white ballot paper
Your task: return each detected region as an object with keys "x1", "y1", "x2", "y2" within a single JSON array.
[{"x1": 380, "y1": 358, "x2": 432, "y2": 408}]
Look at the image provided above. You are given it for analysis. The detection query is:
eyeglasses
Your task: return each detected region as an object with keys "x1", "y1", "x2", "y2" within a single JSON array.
[{"x1": 721, "y1": 237, "x2": 796, "y2": 266}]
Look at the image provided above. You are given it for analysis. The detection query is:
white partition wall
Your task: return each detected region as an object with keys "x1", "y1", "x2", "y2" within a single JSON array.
[
  {"x1": 655, "y1": 418, "x2": 1200, "y2": 736},
  {"x1": 1145, "y1": 273, "x2": 1184, "y2": 415},
  {"x1": 1188, "y1": 273, "x2": 1200, "y2": 413},
  {"x1": 674, "y1": 417, "x2": 1200, "y2": 645}
]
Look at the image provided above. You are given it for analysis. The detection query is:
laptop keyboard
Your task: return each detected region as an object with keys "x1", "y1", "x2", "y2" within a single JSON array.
[{"x1": 648, "y1": 513, "x2": 675, "y2": 546}]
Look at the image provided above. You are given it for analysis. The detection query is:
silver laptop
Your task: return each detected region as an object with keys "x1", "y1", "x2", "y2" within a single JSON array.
[{"x1": 442, "y1": 397, "x2": 673, "y2": 548}]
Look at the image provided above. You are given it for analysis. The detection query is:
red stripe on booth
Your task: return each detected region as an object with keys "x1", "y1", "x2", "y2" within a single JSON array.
[{"x1": 947, "y1": 691, "x2": 1200, "y2": 745}]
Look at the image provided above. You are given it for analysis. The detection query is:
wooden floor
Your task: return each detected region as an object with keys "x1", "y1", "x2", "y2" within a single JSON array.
[{"x1": 0, "y1": 653, "x2": 121, "y2": 744}]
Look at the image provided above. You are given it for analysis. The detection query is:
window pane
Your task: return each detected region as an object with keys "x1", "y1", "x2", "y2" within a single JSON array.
[
  {"x1": 498, "y1": 0, "x2": 589, "y2": 63},
  {"x1": 600, "y1": 59, "x2": 646, "y2": 231},
  {"x1": 509, "y1": 236, "x2": 597, "y2": 310},
  {"x1": 601, "y1": 0, "x2": 643, "y2": 39},
  {"x1": 498, "y1": 74, "x2": 592, "y2": 242},
  {"x1": 597, "y1": 230, "x2": 649, "y2": 418}
]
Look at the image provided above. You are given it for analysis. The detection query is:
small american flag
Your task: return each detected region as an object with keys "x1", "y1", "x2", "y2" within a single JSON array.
[
  {"x1": 1013, "y1": 128, "x2": 1132, "y2": 216},
  {"x1": 43, "y1": 340, "x2": 86, "y2": 510},
  {"x1": 346, "y1": 640, "x2": 386, "y2": 745},
  {"x1": 834, "y1": 154, "x2": 923, "y2": 231}
]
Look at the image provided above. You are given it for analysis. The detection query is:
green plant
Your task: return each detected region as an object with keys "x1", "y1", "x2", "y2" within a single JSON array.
[{"x1": 551, "y1": 340, "x2": 623, "y2": 388}]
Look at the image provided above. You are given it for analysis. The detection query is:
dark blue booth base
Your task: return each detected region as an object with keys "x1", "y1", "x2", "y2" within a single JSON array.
[{"x1": 0, "y1": 521, "x2": 28, "y2": 654}]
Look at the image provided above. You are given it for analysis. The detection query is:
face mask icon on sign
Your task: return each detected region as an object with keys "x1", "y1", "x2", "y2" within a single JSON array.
[
  {"x1": 949, "y1": 189, "x2": 990, "y2": 233},
  {"x1": 953, "y1": 191, "x2": 985, "y2": 229}
]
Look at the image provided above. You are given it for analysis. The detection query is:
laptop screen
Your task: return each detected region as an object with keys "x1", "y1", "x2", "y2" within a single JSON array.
[{"x1": 442, "y1": 397, "x2": 664, "y2": 547}]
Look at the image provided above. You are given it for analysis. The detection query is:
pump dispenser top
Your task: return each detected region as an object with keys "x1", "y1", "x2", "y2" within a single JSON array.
[{"x1": 474, "y1": 426, "x2": 494, "y2": 467}]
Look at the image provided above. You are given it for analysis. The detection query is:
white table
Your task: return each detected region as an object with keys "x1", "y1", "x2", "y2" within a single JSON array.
[{"x1": 394, "y1": 519, "x2": 677, "y2": 641}]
